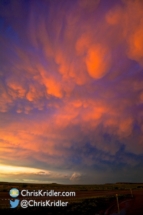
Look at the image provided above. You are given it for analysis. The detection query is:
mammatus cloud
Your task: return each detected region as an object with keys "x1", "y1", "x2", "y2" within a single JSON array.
[
  {"x1": 85, "y1": 44, "x2": 111, "y2": 79},
  {"x1": 106, "y1": 0, "x2": 143, "y2": 65},
  {"x1": 0, "y1": 0, "x2": 143, "y2": 183}
]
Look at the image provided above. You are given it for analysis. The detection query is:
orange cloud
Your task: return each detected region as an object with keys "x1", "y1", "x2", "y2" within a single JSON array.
[
  {"x1": 55, "y1": 48, "x2": 89, "y2": 85},
  {"x1": 106, "y1": 6, "x2": 122, "y2": 25},
  {"x1": 85, "y1": 44, "x2": 111, "y2": 79},
  {"x1": 139, "y1": 92, "x2": 143, "y2": 103},
  {"x1": 106, "y1": 0, "x2": 143, "y2": 66},
  {"x1": 26, "y1": 84, "x2": 40, "y2": 102},
  {"x1": 42, "y1": 77, "x2": 63, "y2": 99},
  {"x1": 75, "y1": 34, "x2": 91, "y2": 55},
  {"x1": 128, "y1": 28, "x2": 143, "y2": 65},
  {"x1": 0, "y1": 85, "x2": 13, "y2": 112},
  {"x1": 6, "y1": 79, "x2": 26, "y2": 99},
  {"x1": 118, "y1": 118, "x2": 133, "y2": 137}
]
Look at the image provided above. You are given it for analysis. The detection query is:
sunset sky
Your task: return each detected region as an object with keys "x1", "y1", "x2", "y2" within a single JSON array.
[{"x1": 0, "y1": 0, "x2": 143, "y2": 184}]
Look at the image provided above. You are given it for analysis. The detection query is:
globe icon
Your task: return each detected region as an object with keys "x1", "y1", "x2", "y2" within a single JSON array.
[{"x1": 9, "y1": 188, "x2": 19, "y2": 198}]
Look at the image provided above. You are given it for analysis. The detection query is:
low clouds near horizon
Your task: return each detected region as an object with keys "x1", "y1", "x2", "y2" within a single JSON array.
[{"x1": 0, "y1": 0, "x2": 143, "y2": 183}]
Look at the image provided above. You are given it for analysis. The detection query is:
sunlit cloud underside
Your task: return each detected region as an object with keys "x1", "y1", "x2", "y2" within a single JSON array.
[{"x1": 0, "y1": 0, "x2": 143, "y2": 183}]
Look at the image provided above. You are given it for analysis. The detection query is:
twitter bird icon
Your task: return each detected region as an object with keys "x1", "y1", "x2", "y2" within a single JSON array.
[{"x1": 10, "y1": 199, "x2": 20, "y2": 208}]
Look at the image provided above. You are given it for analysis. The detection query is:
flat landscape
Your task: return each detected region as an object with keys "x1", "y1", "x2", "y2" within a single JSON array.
[
  {"x1": 0, "y1": 182, "x2": 143, "y2": 214},
  {"x1": 1, "y1": 0, "x2": 143, "y2": 214}
]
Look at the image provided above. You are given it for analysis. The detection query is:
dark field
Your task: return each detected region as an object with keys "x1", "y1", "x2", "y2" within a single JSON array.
[{"x1": 0, "y1": 182, "x2": 143, "y2": 214}]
